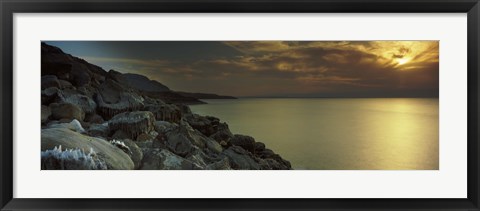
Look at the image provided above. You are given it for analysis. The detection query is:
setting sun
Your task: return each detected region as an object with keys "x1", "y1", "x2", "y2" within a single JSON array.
[{"x1": 396, "y1": 58, "x2": 410, "y2": 65}]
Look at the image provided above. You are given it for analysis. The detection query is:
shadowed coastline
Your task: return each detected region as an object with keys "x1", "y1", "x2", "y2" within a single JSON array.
[{"x1": 40, "y1": 43, "x2": 292, "y2": 170}]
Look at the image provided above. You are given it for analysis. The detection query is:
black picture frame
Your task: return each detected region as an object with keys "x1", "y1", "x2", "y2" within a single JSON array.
[{"x1": 1, "y1": 0, "x2": 479, "y2": 210}]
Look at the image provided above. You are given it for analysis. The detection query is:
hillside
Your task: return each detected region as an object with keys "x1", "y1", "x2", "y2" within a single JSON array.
[{"x1": 40, "y1": 42, "x2": 291, "y2": 170}]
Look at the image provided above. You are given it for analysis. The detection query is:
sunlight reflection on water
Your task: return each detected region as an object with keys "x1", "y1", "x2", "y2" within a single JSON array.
[{"x1": 191, "y1": 98, "x2": 439, "y2": 170}]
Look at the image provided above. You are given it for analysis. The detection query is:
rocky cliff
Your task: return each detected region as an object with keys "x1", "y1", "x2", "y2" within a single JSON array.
[{"x1": 40, "y1": 43, "x2": 292, "y2": 170}]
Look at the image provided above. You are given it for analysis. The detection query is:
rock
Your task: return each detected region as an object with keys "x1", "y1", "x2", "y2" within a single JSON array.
[
  {"x1": 87, "y1": 123, "x2": 109, "y2": 137},
  {"x1": 204, "y1": 137, "x2": 223, "y2": 154},
  {"x1": 255, "y1": 148, "x2": 292, "y2": 170},
  {"x1": 136, "y1": 133, "x2": 154, "y2": 142},
  {"x1": 264, "y1": 158, "x2": 288, "y2": 170},
  {"x1": 210, "y1": 124, "x2": 233, "y2": 145},
  {"x1": 112, "y1": 130, "x2": 129, "y2": 140},
  {"x1": 108, "y1": 111, "x2": 155, "y2": 140},
  {"x1": 109, "y1": 139, "x2": 132, "y2": 156},
  {"x1": 60, "y1": 93, "x2": 97, "y2": 114},
  {"x1": 254, "y1": 142, "x2": 266, "y2": 152},
  {"x1": 145, "y1": 103, "x2": 182, "y2": 123},
  {"x1": 41, "y1": 128, "x2": 134, "y2": 170},
  {"x1": 184, "y1": 149, "x2": 209, "y2": 168},
  {"x1": 41, "y1": 87, "x2": 60, "y2": 105},
  {"x1": 184, "y1": 114, "x2": 220, "y2": 136},
  {"x1": 41, "y1": 62, "x2": 72, "y2": 81},
  {"x1": 48, "y1": 119, "x2": 86, "y2": 133},
  {"x1": 106, "y1": 69, "x2": 129, "y2": 84},
  {"x1": 41, "y1": 105, "x2": 51, "y2": 124},
  {"x1": 185, "y1": 114, "x2": 216, "y2": 136},
  {"x1": 136, "y1": 140, "x2": 154, "y2": 149},
  {"x1": 257, "y1": 148, "x2": 275, "y2": 159},
  {"x1": 41, "y1": 146, "x2": 107, "y2": 170},
  {"x1": 221, "y1": 146, "x2": 260, "y2": 170},
  {"x1": 140, "y1": 149, "x2": 202, "y2": 170},
  {"x1": 154, "y1": 121, "x2": 176, "y2": 134},
  {"x1": 41, "y1": 75, "x2": 61, "y2": 89},
  {"x1": 176, "y1": 104, "x2": 192, "y2": 115},
  {"x1": 122, "y1": 73, "x2": 170, "y2": 92},
  {"x1": 58, "y1": 79, "x2": 74, "y2": 89},
  {"x1": 71, "y1": 67, "x2": 91, "y2": 87},
  {"x1": 119, "y1": 139, "x2": 143, "y2": 169},
  {"x1": 95, "y1": 79, "x2": 144, "y2": 119},
  {"x1": 49, "y1": 102, "x2": 85, "y2": 121},
  {"x1": 85, "y1": 113, "x2": 104, "y2": 124},
  {"x1": 230, "y1": 134, "x2": 256, "y2": 154},
  {"x1": 206, "y1": 157, "x2": 232, "y2": 170},
  {"x1": 165, "y1": 122, "x2": 217, "y2": 157},
  {"x1": 165, "y1": 128, "x2": 195, "y2": 157}
]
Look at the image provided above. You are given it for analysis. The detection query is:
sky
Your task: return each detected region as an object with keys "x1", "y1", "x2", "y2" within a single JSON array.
[{"x1": 45, "y1": 41, "x2": 439, "y2": 98}]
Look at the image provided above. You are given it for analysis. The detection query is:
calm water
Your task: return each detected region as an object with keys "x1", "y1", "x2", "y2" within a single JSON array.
[{"x1": 191, "y1": 98, "x2": 439, "y2": 170}]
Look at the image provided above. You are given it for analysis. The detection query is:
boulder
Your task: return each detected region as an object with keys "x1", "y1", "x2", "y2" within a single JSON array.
[
  {"x1": 87, "y1": 123, "x2": 109, "y2": 137},
  {"x1": 70, "y1": 67, "x2": 91, "y2": 87},
  {"x1": 144, "y1": 103, "x2": 182, "y2": 123},
  {"x1": 60, "y1": 93, "x2": 97, "y2": 114},
  {"x1": 206, "y1": 157, "x2": 232, "y2": 170},
  {"x1": 41, "y1": 128, "x2": 134, "y2": 170},
  {"x1": 119, "y1": 139, "x2": 143, "y2": 169},
  {"x1": 140, "y1": 149, "x2": 202, "y2": 170},
  {"x1": 95, "y1": 79, "x2": 144, "y2": 119},
  {"x1": 58, "y1": 79, "x2": 74, "y2": 89},
  {"x1": 254, "y1": 142, "x2": 266, "y2": 152},
  {"x1": 109, "y1": 139, "x2": 132, "y2": 156},
  {"x1": 41, "y1": 146, "x2": 107, "y2": 170},
  {"x1": 41, "y1": 87, "x2": 60, "y2": 105},
  {"x1": 204, "y1": 137, "x2": 223, "y2": 154},
  {"x1": 41, "y1": 62, "x2": 72, "y2": 81},
  {"x1": 184, "y1": 114, "x2": 220, "y2": 136},
  {"x1": 41, "y1": 75, "x2": 61, "y2": 89},
  {"x1": 85, "y1": 113, "x2": 104, "y2": 124},
  {"x1": 154, "y1": 121, "x2": 177, "y2": 134},
  {"x1": 112, "y1": 130, "x2": 130, "y2": 140},
  {"x1": 49, "y1": 102, "x2": 85, "y2": 121},
  {"x1": 136, "y1": 133, "x2": 154, "y2": 142},
  {"x1": 176, "y1": 104, "x2": 192, "y2": 115},
  {"x1": 48, "y1": 119, "x2": 86, "y2": 133},
  {"x1": 165, "y1": 122, "x2": 216, "y2": 157},
  {"x1": 108, "y1": 111, "x2": 155, "y2": 140},
  {"x1": 41, "y1": 105, "x2": 51, "y2": 124},
  {"x1": 165, "y1": 127, "x2": 195, "y2": 157},
  {"x1": 255, "y1": 148, "x2": 292, "y2": 170},
  {"x1": 209, "y1": 124, "x2": 233, "y2": 146},
  {"x1": 230, "y1": 134, "x2": 256, "y2": 154},
  {"x1": 221, "y1": 146, "x2": 260, "y2": 170}
]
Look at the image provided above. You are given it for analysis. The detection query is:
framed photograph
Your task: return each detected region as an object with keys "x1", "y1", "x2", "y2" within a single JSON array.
[{"x1": 1, "y1": 0, "x2": 479, "y2": 210}]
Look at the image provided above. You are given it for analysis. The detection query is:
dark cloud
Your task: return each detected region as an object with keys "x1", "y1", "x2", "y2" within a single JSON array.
[{"x1": 45, "y1": 41, "x2": 439, "y2": 97}]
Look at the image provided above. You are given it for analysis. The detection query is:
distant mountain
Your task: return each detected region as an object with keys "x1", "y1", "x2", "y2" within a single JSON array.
[
  {"x1": 41, "y1": 42, "x2": 236, "y2": 104},
  {"x1": 123, "y1": 73, "x2": 170, "y2": 92},
  {"x1": 177, "y1": 92, "x2": 237, "y2": 99}
]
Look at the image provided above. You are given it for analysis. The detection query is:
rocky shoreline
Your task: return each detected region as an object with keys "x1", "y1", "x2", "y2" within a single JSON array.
[{"x1": 40, "y1": 43, "x2": 292, "y2": 170}]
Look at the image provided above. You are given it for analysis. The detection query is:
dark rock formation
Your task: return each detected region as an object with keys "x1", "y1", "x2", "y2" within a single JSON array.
[
  {"x1": 41, "y1": 105, "x2": 51, "y2": 124},
  {"x1": 42, "y1": 128, "x2": 134, "y2": 170},
  {"x1": 230, "y1": 134, "x2": 256, "y2": 154},
  {"x1": 41, "y1": 75, "x2": 61, "y2": 89},
  {"x1": 123, "y1": 73, "x2": 170, "y2": 92},
  {"x1": 140, "y1": 149, "x2": 202, "y2": 170},
  {"x1": 108, "y1": 111, "x2": 155, "y2": 140},
  {"x1": 40, "y1": 43, "x2": 291, "y2": 170},
  {"x1": 49, "y1": 102, "x2": 85, "y2": 121},
  {"x1": 221, "y1": 146, "x2": 260, "y2": 170}
]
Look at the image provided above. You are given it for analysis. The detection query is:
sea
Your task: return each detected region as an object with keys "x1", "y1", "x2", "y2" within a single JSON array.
[{"x1": 190, "y1": 98, "x2": 439, "y2": 170}]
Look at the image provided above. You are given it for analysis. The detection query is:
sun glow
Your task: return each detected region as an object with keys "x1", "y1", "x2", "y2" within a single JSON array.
[{"x1": 396, "y1": 58, "x2": 410, "y2": 65}]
